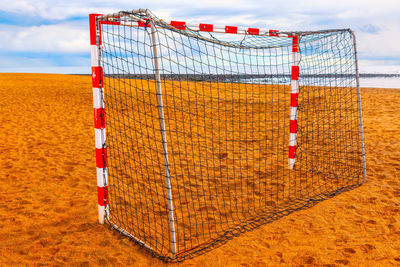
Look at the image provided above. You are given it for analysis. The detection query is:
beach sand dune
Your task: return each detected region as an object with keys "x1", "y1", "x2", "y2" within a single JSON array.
[{"x1": 0, "y1": 73, "x2": 399, "y2": 266}]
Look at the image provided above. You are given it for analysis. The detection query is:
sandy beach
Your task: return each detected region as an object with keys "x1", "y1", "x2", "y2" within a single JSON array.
[{"x1": 0, "y1": 73, "x2": 399, "y2": 266}]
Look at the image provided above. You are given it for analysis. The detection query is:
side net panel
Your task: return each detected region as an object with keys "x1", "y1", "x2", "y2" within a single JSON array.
[
  {"x1": 99, "y1": 12, "x2": 364, "y2": 261},
  {"x1": 296, "y1": 32, "x2": 364, "y2": 199}
]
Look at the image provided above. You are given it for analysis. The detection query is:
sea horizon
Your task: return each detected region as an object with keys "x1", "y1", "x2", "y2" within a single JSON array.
[{"x1": 1, "y1": 72, "x2": 399, "y2": 89}]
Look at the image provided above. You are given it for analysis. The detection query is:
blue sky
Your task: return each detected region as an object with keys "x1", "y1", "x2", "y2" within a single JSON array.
[{"x1": 0, "y1": 0, "x2": 399, "y2": 74}]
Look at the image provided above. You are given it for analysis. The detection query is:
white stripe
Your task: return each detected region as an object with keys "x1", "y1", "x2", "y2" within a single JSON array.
[
  {"x1": 98, "y1": 205, "x2": 105, "y2": 224},
  {"x1": 288, "y1": 158, "x2": 296, "y2": 170},
  {"x1": 291, "y1": 80, "x2": 299, "y2": 93},
  {"x1": 97, "y1": 167, "x2": 108, "y2": 187},
  {"x1": 289, "y1": 133, "x2": 297, "y2": 146},
  {"x1": 95, "y1": 128, "x2": 106, "y2": 149},
  {"x1": 292, "y1": 52, "x2": 300, "y2": 65},
  {"x1": 98, "y1": 205, "x2": 109, "y2": 224},
  {"x1": 93, "y1": 87, "x2": 103, "y2": 108},
  {"x1": 120, "y1": 21, "x2": 140, "y2": 27},
  {"x1": 91, "y1": 45, "x2": 99, "y2": 67},
  {"x1": 290, "y1": 107, "x2": 298, "y2": 120},
  {"x1": 290, "y1": 80, "x2": 299, "y2": 93}
]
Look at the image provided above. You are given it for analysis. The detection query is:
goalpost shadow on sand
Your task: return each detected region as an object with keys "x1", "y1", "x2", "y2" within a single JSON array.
[{"x1": 89, "y1": 9, "x2": 366, "y2": 262}]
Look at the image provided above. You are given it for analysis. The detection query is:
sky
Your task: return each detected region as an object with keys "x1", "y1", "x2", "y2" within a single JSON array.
[{"x1": 0, "y1": 0, "x2": 399, "y2": 74}]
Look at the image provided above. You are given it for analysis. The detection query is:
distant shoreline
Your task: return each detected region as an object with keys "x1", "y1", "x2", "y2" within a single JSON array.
[
  {"x1": 0, "y1": 73, "x2": 398, "y2": 78},
  {"x1": 70, "y1": 73, "x2": 400, "y2": 78},
  {"x1": 358, "y1": 74, "x2": 400, "y2": 78}
]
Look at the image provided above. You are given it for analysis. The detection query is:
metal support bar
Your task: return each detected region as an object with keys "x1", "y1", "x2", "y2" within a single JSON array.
[
  {"x1": 350, "y1": 30, "x2": 367, "y2": 184},
  {"x1": 148, "y1": 15, "x2": 177, "y2": 257}
]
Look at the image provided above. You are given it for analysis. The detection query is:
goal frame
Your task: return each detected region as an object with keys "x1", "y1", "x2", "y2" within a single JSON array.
[{"x1": 89, "y1": 9, "x2": 367, "y2": 261}]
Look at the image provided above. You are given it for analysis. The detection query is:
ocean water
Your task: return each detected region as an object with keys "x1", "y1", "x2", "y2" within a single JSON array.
[
  {"x1": 236, "y1": 76, "x2": 400, "y2": 89},
  {"x1": 359, "y1": 76, "x2": 400, "y2": 89}
]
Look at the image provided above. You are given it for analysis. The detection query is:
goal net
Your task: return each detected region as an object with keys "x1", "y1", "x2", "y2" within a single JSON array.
[{"x1": 89, "y1": 9, "x2": 366, "y2": 261}]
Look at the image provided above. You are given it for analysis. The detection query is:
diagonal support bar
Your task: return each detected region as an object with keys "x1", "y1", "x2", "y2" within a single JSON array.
[{"x1": 148, "y1": 16, "x2": 177, "y2": 257}]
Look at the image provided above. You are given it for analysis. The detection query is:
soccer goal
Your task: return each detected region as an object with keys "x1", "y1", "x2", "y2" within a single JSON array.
[{"x1": 89, "y1": 9, "x2": 366, "y2": 261}]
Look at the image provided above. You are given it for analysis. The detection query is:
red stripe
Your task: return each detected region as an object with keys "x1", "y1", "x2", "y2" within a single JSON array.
[
  {"x1": 290, "y1": 93, "x2": 298, "y2": 107},
  {"x1": 170, "y1": 21, "x2": 186, "y2": 30},
  {"x1": 269, "y1": 30, "x2": 279, "y2": 37},
  {"x1": 97, "y1": 186, "x2": 109, "y2": 206},
  {"x1": 292, "y1": 36, "x2": 300, "y2": 52},
  {"x1": 91, "y1": 66, "x2": 103, "y2": 87},
  {"x1": 89, "y1": 14, "x2": 102, "y2": 45},
  {"x1": 138, "y1": 19, "x2": 151, "y2": 27},
  {"x1": 225, "y1": 26, "x2": 238, "y2": 34},
  {"x1": 199, "y1": 23, "x2": 213, "y2": 32},
  {"x1": 94, "y1": 108, "x2": 105, "y2": 129},
  {"x1": 289, "y1": 146, "x2": 297, "y2": 159},
  {"x1": 96, "y1": 148, "x2": 107, "y2": 168},
  {"x1": 291, "y1": 66, "x2": 299, "y2": 80},
  {"x1": 290, "y1": 120, "x2": 297, "y2": 133},
  {"x1": 248, "y1": 28, "x2": 259, "y2": 35},
  {"x1": 89, "y1": 14, "x2": 119, "y2": 46}
]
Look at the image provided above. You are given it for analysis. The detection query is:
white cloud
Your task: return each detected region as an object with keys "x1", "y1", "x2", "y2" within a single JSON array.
[
  {"x1": 357, "y1": 22, "x2": 400, "y2": 58},
  {"x1": 358, "y1": 60, "x2": 400, "y2": 74},
  {"x1": 0, "y1": 0, "x2": 103, "y2": 20},
  {"x1": 0, "y1": 22, "x2": 88, "y2": 53},
  {"x1": 0, "y1": 0, "x2": 399, "y2": 73}
]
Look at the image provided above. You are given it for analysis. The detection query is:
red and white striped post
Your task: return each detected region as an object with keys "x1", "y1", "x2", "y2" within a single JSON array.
[
  {"x1": 289, "y1": 35, "x2": 300, "y2": 170},
  {"x1": 89, "y1": 14, "x2": 109, "y2": 224}
]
